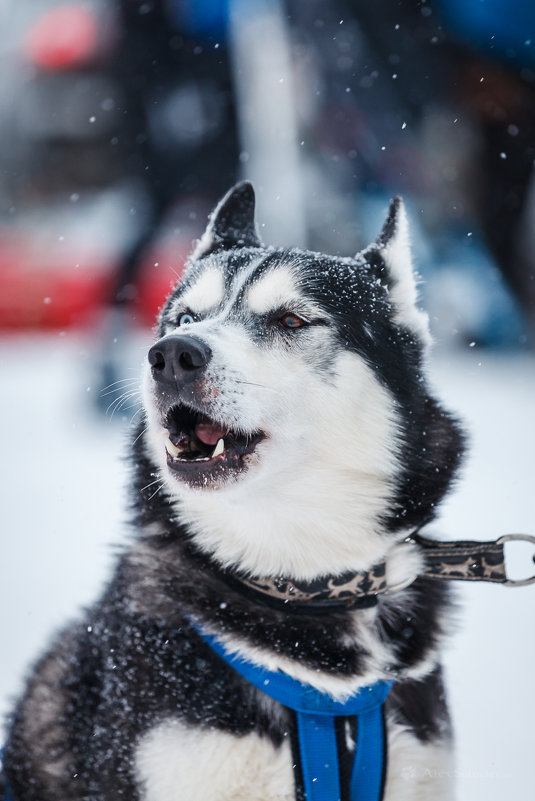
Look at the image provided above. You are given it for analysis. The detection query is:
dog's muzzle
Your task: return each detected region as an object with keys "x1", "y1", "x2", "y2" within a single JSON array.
[{"x1": 147, "y1": 333, "x2": 265, "y2": 488}]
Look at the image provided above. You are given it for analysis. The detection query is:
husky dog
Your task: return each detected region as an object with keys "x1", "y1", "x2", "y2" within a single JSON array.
[{"x1": 3, "y1": 183, "x2": 464, "y2": 801}]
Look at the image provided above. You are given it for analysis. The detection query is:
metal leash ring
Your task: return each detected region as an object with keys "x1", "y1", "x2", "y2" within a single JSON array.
[{"x1": 496, "y1": 534, "x2": 535, "y2": 587}]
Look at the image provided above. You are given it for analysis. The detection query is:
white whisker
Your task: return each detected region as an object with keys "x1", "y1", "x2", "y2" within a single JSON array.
[
  {"x1": 140, "y1": 476, "x2": 162, "y2": 493},
  {"x1": 101, "y1": 377, "x2": 139, "y2": 395},
  {"x1": 235, "y1": 380, "x2": 282, "y2": 395},
  {"x1": 107, "y1": 392, "x2": 138, "y2": 415},
  {"x1": 168, "y1": 264, "x2": 182, "y2": 280},
  {"x1": 115, "y1": 400, "x2": 142, "y2": 416},
  {"x1": 100, "y1": 378, "x2": 138, "y2": 397},
  {"x1": 107, "y1": 390, "x2": 141, "y2": 419},
  {"x1": 147, "y1": 482, "x2": 165, "y2": 501},
  {"x1": 132, "y1": 424, "x2": 148, "y2": 445},
  {"x1": 128, "y1": 408, "x2": 145, "y2": 428}
]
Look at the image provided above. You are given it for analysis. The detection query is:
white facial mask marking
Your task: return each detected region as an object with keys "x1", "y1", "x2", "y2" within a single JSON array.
[
  {"x1": 172, "y1": 268, "x2": 225, "y2": 315},
  {"x1": 245, "y1": 267, "x2": 298, "y2": 315}
]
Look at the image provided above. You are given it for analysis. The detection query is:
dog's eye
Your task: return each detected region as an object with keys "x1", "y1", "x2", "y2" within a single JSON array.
[
  {"x1": 178, "y1": 313, "x2": 195, "y2": 326},
  {"x1": 279, "y1": 313, "x2": 307, "y2": 330}
]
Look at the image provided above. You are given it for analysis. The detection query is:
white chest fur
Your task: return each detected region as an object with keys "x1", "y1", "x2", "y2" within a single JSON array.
[
  {"x1": 134, "y1": 717, "x2": 453, "y2": 801},
  {"x1": 135, "y1": 719, "x2": 295, "y2": 801}
]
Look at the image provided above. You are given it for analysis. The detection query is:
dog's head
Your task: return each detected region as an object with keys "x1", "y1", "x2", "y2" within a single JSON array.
[{"x1": 141, "y1": 182, "x2": 464, "y2": 579}]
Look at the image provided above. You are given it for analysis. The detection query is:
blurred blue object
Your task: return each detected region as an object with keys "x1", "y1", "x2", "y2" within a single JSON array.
[
  {"x1": 424, "y1": 233, "x2": 527, "y2": 348},
  {"x1": 357, "y1": 192, "x2": 526, "y2": 348},
  {"x1": 169, "y1": 0, "x2": 232, "y2": 39},
  {"x1": 436, "y1": 0, "x2": 535, "y2": 67}
]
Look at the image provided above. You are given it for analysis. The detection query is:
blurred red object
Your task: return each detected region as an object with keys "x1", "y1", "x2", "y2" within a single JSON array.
[
  {"x1": 25, "y1": 4, "x2": 99, "y2": 71},
  {"x1": 0, "y1": 237, "x2": 186, "y2": 330}
]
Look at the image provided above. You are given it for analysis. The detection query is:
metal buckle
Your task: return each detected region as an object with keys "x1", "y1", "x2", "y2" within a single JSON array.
[{"x1": 496, "y1": 534, "x2": 535, "y2": 587}]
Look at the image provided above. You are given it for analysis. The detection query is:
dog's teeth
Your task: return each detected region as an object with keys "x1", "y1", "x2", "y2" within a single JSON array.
[
  {"x1": 211, "y1": 438, "x2": 225, "y2": 458},
  {"x1": 165, "y1": 438, "x2": 181, "y2": 458}
]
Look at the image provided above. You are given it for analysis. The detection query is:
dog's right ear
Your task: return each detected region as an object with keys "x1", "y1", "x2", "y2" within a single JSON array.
[
  {"x1": 191, "y1": 181, "x2": 263, "y2": 259},
  {"x1": 373, "y1": 197, "x2": 431, "y2": 344}
]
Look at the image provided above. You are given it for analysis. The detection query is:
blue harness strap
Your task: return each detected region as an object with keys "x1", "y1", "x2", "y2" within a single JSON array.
[
  {"x1": 194, "y1": 625, "x2": 393, "y2": 801},
  {"x1": 0, "y1": 635, "x2": 391, "y2": 801}
]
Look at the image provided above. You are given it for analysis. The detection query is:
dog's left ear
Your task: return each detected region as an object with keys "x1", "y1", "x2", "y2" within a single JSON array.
[
  {"x1": 374, "y1": 197, "x2": 430, "y2": 343},
  {"x1": 192, "y1": 181, "x2": 263, "y2": 259}
]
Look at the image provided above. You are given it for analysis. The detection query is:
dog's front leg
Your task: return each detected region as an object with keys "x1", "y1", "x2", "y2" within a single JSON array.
[{"x1": 384, "y1": 721, "x2": 455, "y2": 801}]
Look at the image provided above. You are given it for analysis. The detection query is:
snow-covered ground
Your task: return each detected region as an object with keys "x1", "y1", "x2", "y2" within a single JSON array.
[{"x1": 1, "y1": 332, "x2": 533, "y2": 799}]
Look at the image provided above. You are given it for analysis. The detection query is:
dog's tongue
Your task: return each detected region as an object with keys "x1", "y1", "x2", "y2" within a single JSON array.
[{"x1": 195, "y1": 420, "x2": 227, "y2": 446}]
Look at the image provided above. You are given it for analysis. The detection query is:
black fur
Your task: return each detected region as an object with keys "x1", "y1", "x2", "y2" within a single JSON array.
[
  {"x1": 3, "y1": 534, "x2": 452, "y2": 799},
  {"x1": 387, "y1": 668, "x2": 451, "y2": 744},
  {"x1": 194, "y1": 180, "x2": 262, "y2": 257}
]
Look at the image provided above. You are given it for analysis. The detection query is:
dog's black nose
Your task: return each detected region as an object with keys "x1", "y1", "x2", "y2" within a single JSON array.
[{"x1": 148, "y1": 335, "x2": 212, "y2": 385}]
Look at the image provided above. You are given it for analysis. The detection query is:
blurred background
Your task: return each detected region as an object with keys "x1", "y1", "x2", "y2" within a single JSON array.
[{"x1": 0, "y1": 1, "x2": 534, "y2": 799}]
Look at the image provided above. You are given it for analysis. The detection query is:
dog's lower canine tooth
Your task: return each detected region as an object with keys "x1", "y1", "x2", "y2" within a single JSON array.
[
  {"x1": 165, "y1": 438, "x2": 181, "y2": 458},
  {"x1": 212, "y1": 438, "x2": 225, "y2": 458}
]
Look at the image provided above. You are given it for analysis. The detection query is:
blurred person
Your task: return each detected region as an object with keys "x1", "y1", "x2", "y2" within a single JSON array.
[
  {"x1": 108, "y1": 0, "x2": 240, "y2": 304},
  {"x1": 95, "y1": 0, "x2": 241, "y2": 400},
  {"x1": 287, "y1": 0, "x2": 534, "y2": 343},
  {"x1": 437, "y1": 0, "x2": 535, "y2": 337}
]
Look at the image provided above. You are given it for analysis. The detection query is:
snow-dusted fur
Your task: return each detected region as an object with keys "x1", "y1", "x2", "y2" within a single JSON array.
[{"x1": 3, "y1": 183, "x2": 464, "y2": 801}]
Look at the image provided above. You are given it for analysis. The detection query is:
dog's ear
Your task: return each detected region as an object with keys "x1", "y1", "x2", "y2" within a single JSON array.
[
  {"x1": 374, "y1": 197, "x2": 430, "y2": 343},
  {"x1": 192, "y1": 181, "x2": 263, "y2": 259}
]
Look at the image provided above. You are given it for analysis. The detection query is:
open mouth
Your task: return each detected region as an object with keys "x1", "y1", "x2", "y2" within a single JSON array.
[{"x1": 163, "y1": 403, "x2": 265, "y2": 486}]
